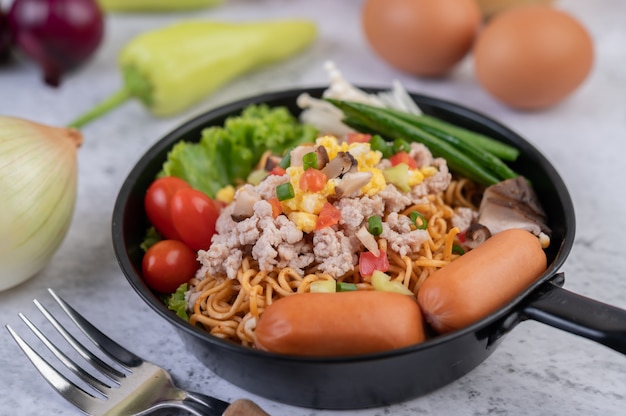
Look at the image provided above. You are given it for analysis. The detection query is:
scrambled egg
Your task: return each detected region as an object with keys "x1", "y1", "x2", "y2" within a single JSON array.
[
  {"x1": 316, "y1": 135, "x2": 386, "y2": 196},
  {"x1": 287, "y1": 212, "x2": 318, "y2": 233},
  {"x1": 283, "y1": 167, "x2": 335, "y2": 216},
  {"x1": 215, "y1": 185, "x2": 235, "y2": 204}
]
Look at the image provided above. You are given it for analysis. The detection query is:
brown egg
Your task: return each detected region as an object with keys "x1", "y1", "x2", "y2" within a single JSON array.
[
  {"x1": 476, "y1": 0, "x2": 555, "y2": 19},
  {"x1": 473, "y1": 5, "x2": 594, "y2": 110},
  {"x1": 361, "y1": 0, "x2": 482, "y2": 77}
]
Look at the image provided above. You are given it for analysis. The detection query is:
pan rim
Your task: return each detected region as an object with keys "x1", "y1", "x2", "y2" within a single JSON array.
[{"x1": 112, "y1": 85, "x2": 576, "y2": 363}]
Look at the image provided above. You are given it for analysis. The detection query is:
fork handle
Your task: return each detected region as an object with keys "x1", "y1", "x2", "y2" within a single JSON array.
[{"x1": 185, "y1": 392, "x2": 269, "y2": 416}]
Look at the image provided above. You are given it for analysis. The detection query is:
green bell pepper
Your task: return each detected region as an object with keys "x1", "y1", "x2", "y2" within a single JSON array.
[{"x1": 97, "y1": 0, "x2": 223, "y2": 12}]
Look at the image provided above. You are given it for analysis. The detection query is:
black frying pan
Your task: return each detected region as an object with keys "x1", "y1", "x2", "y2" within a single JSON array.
[{"x1": 112, "y1": 87, "x2": 626, "y2": 409}]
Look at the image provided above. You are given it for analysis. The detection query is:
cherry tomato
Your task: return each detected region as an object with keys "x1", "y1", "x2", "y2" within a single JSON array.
[
  {"x1": 171, "y1": 188, "x2": 219, "y2": 251},
  {"x1": 145, "y1": 177, "x2": 191, "y2": 240},
  {"x1": 142, "y1": 240, "x2": 198, "y2": 293}
]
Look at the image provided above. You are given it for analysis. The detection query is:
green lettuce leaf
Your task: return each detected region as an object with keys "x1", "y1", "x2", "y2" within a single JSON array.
[
  {"x1": 140, "y1": 226, "x2": 162, "y2": 252},
  {"x1": 165, "y1": 283, "x2": 189, "y2": 320},
  {"x1": 159, "y1": 104, "x2": 317, "y2": 197}
]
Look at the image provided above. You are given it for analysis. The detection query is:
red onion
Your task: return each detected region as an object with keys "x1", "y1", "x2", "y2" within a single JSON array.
[
  {"x1": 8, "y1": 0, "x2": 105, "y2": 87},
  {"x1": 0, "y1": 9, "x2": 12, "y2": 61}
]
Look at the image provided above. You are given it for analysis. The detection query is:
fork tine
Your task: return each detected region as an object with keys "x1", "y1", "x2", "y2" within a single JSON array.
[
  {"x1": 18, "y1": 312, "x2": 115, "y2": 395},
  {"x1": 6, "y1": 324, "x2": 102, "y2": 416},
  {"x1": 34, "y1": 298, "x2": 127, "y2": 382},
  {"x1": 48, "y1": 288, "x2": 143, "y2": 368}
]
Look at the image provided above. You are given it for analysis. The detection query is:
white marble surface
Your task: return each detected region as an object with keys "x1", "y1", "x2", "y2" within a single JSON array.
[{"x1": 1, "y1": 0, "x2": 625, "y2": 415}]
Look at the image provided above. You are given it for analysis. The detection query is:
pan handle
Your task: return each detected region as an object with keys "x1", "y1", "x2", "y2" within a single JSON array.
[{"x1": 522, "y1": 276, "x2": 626, "y2": 355}]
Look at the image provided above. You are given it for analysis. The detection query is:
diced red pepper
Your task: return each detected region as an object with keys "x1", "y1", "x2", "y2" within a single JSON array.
[
  {"x1": 359, "y1": 250, "x2": 390, "y2": 277},
  {"x1": 300, "y1": 168, "x2": 327, "y2": 193},
  {"x1": 457, "y1": 230, "x2": 466, "y2": 243},
  {"x1": 268, "y1": 197, "x2": 283, "y2": 219},
  {"x1": 315, "y1": 202, "x2": 342, "y2": 230},
  {"x1": 269, "y1": 166, "x2": 287, "y2": 176},
  {"x1": 389, "y1": 151, "x2": 418, "y2": 169},
  {"x1": 347, "y1": 133, "x2": 372, "y2": 144}
]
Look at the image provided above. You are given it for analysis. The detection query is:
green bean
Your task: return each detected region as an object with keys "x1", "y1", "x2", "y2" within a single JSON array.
[
  {"x1": 382, "y1": 108, "x2": 520, "y2": 161},
  {"x1": 325, "y1": 99, "x2": 501, "y2": 186},
  {"x1": 423, "y1": 126, "x2": 519, "y2": 180}
]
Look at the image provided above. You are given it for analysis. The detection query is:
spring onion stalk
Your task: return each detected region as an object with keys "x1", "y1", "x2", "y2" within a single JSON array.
[
  {"x1": 369, "y1": 134, "x2": 393, "y2": 158},
  {"x1": 452, "y1": 244, "x2": 465, "y2": 255},
  {"x1": 410, "y1": 211, "x2": 428, "y2": 230},
  {"x1": 336, "y1": 282, "x2": 358, "y2": 292},
  {"x1": 392, "y1": 138, "x2": 410, "y2": 153},
  {"x1": 0, "y1": 116, "x2": 81, "y2": 291}
]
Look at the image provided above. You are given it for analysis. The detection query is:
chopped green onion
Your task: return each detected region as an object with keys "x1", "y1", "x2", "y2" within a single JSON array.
[
  {"x1": 336, "y1": 281, "x2": 358, "y2": 292},
  {"x1": 302, "y1": 151, "x2": 318, "y2": 170},
  {"x1": 276, "y1": 182, "x2": 295, "y2": 201},
  {"x1": 392, "y1": 138, "x2": 410, "y2": 153},
  {"x1": 279, "y1": 147, "x2": 293, "y2": 169},
  {"x1": 367, "y1": 215, "x2": 383, "y2": 236},
  {"x1": 410, "y1": 211, "x2": 428, "y2": 230},
  {"x1": 369, "y1": 134, "x2": 393, "y2": 158},
  {"x1": 452, "y1": 244, "x2": 465, "y2": 255}
]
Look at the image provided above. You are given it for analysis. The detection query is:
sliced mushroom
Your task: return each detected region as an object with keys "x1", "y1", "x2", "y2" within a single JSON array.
[
  {"x1": 321, "y1": 151, "x2": 357, "y2": 179},
  {"x1": 463, "y1": 223, "x2": 492, "y2": 249},
  {"x1": 476, "y1": 176, "x2": 551, "y2": 244},
  {"x1": 263, "y1": 154, "x2": 283, "y2": 171},
  {"x1": 231, "y1": 186, "x2": 261, "y2": 222},
  {"x1": 315, "y1": 146, "x2": 330, "y2": 169},
  {"x1": 335, "y1": 171, "x2": 373, "y2": 198}
]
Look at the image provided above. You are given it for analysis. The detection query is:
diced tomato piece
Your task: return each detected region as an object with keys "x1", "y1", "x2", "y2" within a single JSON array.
[
  {"x1": 347, "y1": 133, "x2": 372, "y2": 144},
  {"x1": 300, "y1": 168, "x2": 327, "y2": 193},
  {"x1": 268, "y1": 197, "x2": 283, "y2": 218},
  {"x1": 269, "y1": 166, "x2": 287, "y2": 176},
  {"x1": 359, "y1": 250, "x2": 390, "y2": 277},
  {"x1": 389, "y1": 151, "x2": 418, "y2": 169},
  {"x1": 315, "y1": 202, "x2": 342, "y2": 230}
]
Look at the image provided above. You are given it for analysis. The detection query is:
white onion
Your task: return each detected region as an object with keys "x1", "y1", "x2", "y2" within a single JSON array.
[
  {"x1": 355, "y1": 225, "x2": 379, "y2": 257},
  {"x1": 0, "y1": 116, "x2": 82, "y2": 291}
]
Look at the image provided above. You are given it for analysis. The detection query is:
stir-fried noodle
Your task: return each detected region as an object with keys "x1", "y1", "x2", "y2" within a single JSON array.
[{"x1": 188, "y1": 178, "x2": 481, "y2": 346}]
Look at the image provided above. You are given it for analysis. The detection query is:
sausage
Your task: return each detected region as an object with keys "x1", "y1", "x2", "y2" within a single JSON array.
[
  {"x1": 254, "y1": 291, "x2": 425, "y2": 356},
  {"x1": 417, "y1": 228, "x2": 547, "y2": 334}
]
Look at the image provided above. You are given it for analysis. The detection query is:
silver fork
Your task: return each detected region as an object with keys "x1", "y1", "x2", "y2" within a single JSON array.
[{"x1": 5, "y1": 288, "x2": 268, "y2": 416}]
